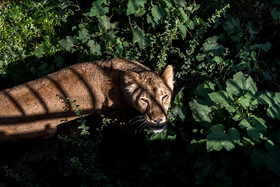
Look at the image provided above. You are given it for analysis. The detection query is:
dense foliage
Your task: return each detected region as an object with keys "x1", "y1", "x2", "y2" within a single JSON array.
[{"x1": 1, "y1": 0, "x2": 280, "y2": 186}]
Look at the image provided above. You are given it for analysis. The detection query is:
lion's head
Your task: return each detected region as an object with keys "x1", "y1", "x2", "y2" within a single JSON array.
[{"x1": 124, "y1": 65, "x2": 174, "y2": 133}]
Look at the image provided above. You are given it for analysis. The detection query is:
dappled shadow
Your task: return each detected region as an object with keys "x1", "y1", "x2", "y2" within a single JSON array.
[{"x1": 0, "y1": 59, "x2": 171, "y2": 140}]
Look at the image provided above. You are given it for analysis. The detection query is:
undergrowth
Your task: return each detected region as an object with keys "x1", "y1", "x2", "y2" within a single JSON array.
[{"x1": 1, "y1": 0, "x2": 280, "y2": 186}]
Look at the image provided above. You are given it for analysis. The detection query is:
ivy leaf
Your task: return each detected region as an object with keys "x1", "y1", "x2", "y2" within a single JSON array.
[
  {"x1": 87, "y1": 40, "x2": 101, "y2": 56},
  {"x1": 133, "y1": 27, "x2": 146, "y2": 49},
  {"x1": 59, "y1": 36, "x2": 77, "y2": 53},
  {"x1": 89, "y1": 0, "x2": 109, "y2": 18},
  {"x1": 98, "y1": 16, "x2": 116, "y2": 32},
  {"x1": 78, "y1": 28, "x2": 89, "y2": 42},
  {"x1": 126, "y1": 0, "x2": 147, "y2": 16}
]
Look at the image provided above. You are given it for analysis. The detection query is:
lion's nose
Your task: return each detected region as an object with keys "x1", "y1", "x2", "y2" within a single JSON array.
[{"x1": 152, "y1": 118, "x2": 163, "y2": 124}]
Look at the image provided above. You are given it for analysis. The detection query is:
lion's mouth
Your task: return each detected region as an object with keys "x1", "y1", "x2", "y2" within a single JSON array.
[{"x1": 149, "y1": 123, "x2": 167, "y2": 133}]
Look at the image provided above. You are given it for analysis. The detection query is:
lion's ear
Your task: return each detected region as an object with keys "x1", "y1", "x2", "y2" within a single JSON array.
[
  {"x1": 161, "y1": 65, "x2": 174, "y2": 91},
  {"x1": 124, "y1": 71, "x2": 140, "y2": 93}
]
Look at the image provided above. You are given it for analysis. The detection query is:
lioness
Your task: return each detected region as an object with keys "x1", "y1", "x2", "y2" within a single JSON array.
[{"x1": 0, "y1": 58, "x2": 174, "y2": 141}]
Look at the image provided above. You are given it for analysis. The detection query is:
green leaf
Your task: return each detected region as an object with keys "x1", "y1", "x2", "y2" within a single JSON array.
[
  {"x1": 228, "y1": 127, "x2": 240, "y2": 144},
  {"x1": 98, "y1": 16, "x2": 116, "y2": 32},
  {"x1": 178, "y1": 22, "x2": 187, "y2": 39},
  {"x1": 151, "y1": 5, "x2": 166, "y2": 24},
  {"x1": 226, "y1": 72, "x2": 247, "y2": 96},
  {"x1": 213, "y1": 56, "x2": 223, "y2": 64},
  {"x1": 267, "y1": 103, "x2": 280, "y2": 120},
  {"x1": 208, "y1": 91, "x2": 230, "y2": 106},
  {"x1": 133, "y1": 27, "x2": 146, "y2": 49},
  {"x1": 59, "y1": 36, "x2": 77, "y2": 52},
  {"x1": 202, "y1": 36, "x2": 219, "y2": 52},
  {"x1": 239, "y1": 119, "x2": 250, "y2": 129},
  {"x1": 173, "y1": 87, "x2": 186, "y2": 121},
  {"x1": 34, "y1": 47, "x2": 44, "y2": 58},
  {"x1": 252, "y1": 116, "x2": 267, "y2": 132},
  {"x1": 206, "y1": 124, "x2": 236, "y2": 151},
  {"x1": 247, "y1": 126, "x2": 261, "y2": 141},
  {"x1": 89, "y1": 0, "x2": 109, "y2": 18},
  {"x1": 134, "y1": 8, "x2": 146, "y2": 17},
  {"x1": 87, "y1": 40, "x2": 101, "y2": 56},
  {"x1": 244, "y1": 76, "x2": 258, "y2": 95},
  {"x1": 126, "y1": 0, "x2": 147, "y2": 16},
  {"x1": 189, "y1": 100, "x2": 213, "y2": 124},
  {"x1": 78, "y1": 28, "x2": 89, "y2": 41}
]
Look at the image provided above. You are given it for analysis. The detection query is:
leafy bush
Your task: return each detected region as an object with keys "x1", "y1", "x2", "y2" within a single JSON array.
[{"x1": 1, "y1": 0, "x2": 280, "y2": 186}]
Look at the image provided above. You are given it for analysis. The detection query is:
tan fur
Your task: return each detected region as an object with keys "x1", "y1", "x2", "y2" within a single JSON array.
[{"x1": 0, "y1": 58, "x2": 174, "y2": 141}]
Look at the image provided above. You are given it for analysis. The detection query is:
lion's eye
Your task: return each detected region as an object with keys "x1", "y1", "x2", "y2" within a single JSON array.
[
  {"x1": 162, "y1": 94, "x2": 168, "y2": 101},
  {"x1": 140, "y1": 98, "x2": 148, "y2": 104}
]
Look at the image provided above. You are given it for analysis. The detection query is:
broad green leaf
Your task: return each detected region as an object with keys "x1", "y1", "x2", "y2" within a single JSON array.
[
  {"x1": 189, "y1": 100, "x2": 213, "y2": 124},
  {"x1": 258, "y1": 92, "x2": 274, "y2": 107},
  {"x1": 247, "y1": 126, "x2": 261, "y2": 141},
  {"x1": 134, "y1": 8, "x2": 146, "y2": 17},
  {"x1": 207, "y1": 124, "x2": 226, "y2": 151},
  {"x1": 225, "y1": 105, "x2": 236, "y2": 113},
  {"x1": 226, "y1": 79, "x2": 241, "y2": 96},
  {"x1": 206, "y1": 124, "x2": 235, "y2": 151},
  {"x1": 239, "y1": 95, "x2": 251, "y2": 108},
  {"x1": 151, "y1": 5, "x2": 166, "y2": 24},
  {"x1": 213, "y1": 56, "x2": 223, "y2": 64},
  {"x1": 202, "y1": 36, "x2": 219, "y2": 52},
  {"x1": 267, "y1": 103, "x2": 280, "y2": 120},
  {"x1": 89, "y1": 0, "x2": 109, "y2": 18},
  {"x1": 208, "y1": 91, "x2": 230, "y2": 106},
  {"x1": 252, "y1": 116, "x2": 267, "y2": 132},
  {"x1": 244, "y1": 76, "x2": 257, "y2": 95},
  {"x1": 239, "y1": 119, "x2": 250, "y2": 129},
  {"x1": 178, "y1": 22, "x2": 187, "y2": 39},
  {"x1": 126, "y1": 0, "x2": 147, "y2": 16},
  {"x1": 133, "y1": 27, "x2": 146, "y2": 49},
  {"x1": 226, "y1": 72, "x2": 247, "y2": 96},
  {"x1": 228, "y1": 127, "x2": 240, "y2": 143},
  {"x1": 196, "y1": 53, "x2": 206, "y2": 61}
]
